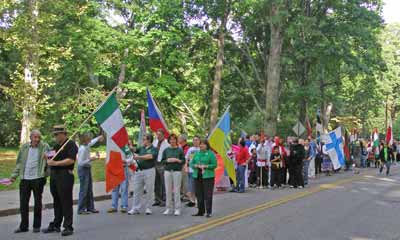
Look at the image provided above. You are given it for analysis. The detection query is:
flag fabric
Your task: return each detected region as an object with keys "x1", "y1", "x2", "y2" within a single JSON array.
[
  {"x1": 147, "y1": 89, "x2": 169, "y2": 137},
  {"x1": 322, "y1": 127, "x2": 345, "y2": 170},
  {"x1": 386, "y1": 118, "x2": 393, "y2": 145},
  {"x1": 208, "y1": 107, "x2": 236, "y2": 185},
  {"x1": 373, "y1": 128, "x2": 379, "y2": 148},
  {"x1": 94, "y1": 93, "x2": 135, "y2": 192},
  {"x1": 344, "y1": 129, "x2": 351, "y2": 162},
  {"x1": 372, "y1": 128, "x2": 380, "y2": 157},
  {"x1": 305, "y1": 116, "x2": 312, "y2": 138},
  {"x1": 137, "y1": 110, "x2": 147, "y2": 147}
]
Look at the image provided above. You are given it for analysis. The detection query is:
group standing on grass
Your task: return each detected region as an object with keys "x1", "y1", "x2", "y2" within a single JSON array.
[{"x1": 9, "y1": 126, "x2": 399, "y2": 237}]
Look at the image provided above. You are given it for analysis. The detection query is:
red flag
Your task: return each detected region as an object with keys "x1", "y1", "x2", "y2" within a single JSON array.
[
  {"x1": 386, "y1": 118, "x2": 393, "y2": 145},
  {"x1": 305, "y1": 116, "x2": 312, "y2": 138},
  {"x1": 344, "y1": 130, "x2": 351, "y2": 162},
  {"x1": 147, "y1": 89, "x2": 169, "y2": 137}
]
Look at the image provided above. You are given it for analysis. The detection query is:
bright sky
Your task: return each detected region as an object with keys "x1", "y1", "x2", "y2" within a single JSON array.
[{"x1": 383, "y1": 0, "x2": 400, "y2": 23}]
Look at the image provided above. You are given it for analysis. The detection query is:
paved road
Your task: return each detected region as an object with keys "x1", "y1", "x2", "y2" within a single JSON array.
[{"x1": 1, "y1": 167, "x2": 399, "y2": 240}]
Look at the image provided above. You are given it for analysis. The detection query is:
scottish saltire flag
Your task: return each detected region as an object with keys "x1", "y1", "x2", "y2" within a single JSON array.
[
  {"x1": 94, "y1": 93, "x2": 135, "y2": 192},
  {"x1": 322, "y1": 127, "x2": 345, "y2": 170},
  {"x1": 208, "y1": 107, "x2": 236, "y2": 185},
  {"x1": 137, "y1": 110, "x2": 146, "y2": 147},
  {"x1": 147, "y1": 88, "x2": 169, "y2": 137}
]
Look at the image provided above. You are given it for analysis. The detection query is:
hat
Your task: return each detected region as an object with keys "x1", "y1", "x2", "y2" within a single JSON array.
[{"x1": 53, "y1": 125, "x2": 67, "y2": 134}]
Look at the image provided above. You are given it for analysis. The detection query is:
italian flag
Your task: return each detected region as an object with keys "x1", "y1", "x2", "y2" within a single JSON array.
[
  {"x1": 94, "y1": 93, "x2": 135, "y2": 192},
  {"x1": 373, "y1": 128, "x2": 379, "y2": 157}
]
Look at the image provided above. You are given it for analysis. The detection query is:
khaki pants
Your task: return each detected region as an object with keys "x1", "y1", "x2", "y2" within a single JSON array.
[
  {"x1": 164, "y1": 171, "x2": 182, "y2": 211},
  {"x1": 132, "y1": 168, "x2": 155, "y2": 211}
]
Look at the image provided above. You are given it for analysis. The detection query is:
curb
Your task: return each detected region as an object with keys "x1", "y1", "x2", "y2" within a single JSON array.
[{"x1": 0, "y1": 194, "x2": 111, "y2": 217}]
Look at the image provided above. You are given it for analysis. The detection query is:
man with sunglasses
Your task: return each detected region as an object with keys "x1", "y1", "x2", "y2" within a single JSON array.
[{"x1": 42, "y1": 125, "x2": 78, "y2": 237}]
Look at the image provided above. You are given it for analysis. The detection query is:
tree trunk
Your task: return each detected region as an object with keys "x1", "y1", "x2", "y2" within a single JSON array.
[
  {"x1": 299, "y1": 0, "x2": 311, "y2": 128},
  {"x1": 265, "y1": 3, "x2": 284, "y2": 136},
  {"x1": 116, "y1": 48, "x2": 129, "y2": 98},
  {"x1": 209, "y1": 2, "x2": 230, "y2": 131},
  {"x1": 20, "y1": 0, "x2": 39, "y2": 145}
]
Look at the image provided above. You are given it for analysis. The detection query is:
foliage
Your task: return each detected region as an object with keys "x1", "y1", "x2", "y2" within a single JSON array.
[{"x1": 0, "y1": 0, "x2": 399, "y2": 147}]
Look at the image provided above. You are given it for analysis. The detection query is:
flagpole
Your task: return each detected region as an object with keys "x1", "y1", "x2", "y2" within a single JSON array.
[
  {"x1": 207, "y1": 105, "x2": 230, "y2": 140},
  {"x1": 49, "y1": 86, "x2": 119, "y2": 162}
]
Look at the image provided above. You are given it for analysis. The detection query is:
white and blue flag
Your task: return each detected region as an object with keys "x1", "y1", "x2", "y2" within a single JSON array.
[{"x1": 322, "y1": 127, "x2": 345, "y2": 170}]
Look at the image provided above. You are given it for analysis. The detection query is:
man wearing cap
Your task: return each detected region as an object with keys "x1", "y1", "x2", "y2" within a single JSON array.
[
  {"x1": 11, "y1": 129, "x2": 50, "y2": 234},
  {"x1": 42, "y1": 125, "x2": 78, "y2": 237}
]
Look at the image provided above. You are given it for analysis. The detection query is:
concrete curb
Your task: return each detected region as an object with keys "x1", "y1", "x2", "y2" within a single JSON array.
[{"x1": 0, "y1": 194, "x2": 111, "y2": 217}]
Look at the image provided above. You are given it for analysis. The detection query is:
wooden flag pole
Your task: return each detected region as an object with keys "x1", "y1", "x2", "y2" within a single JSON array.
[{"x1": 48, "y1": 86, "x2": 118, "y2": 162}]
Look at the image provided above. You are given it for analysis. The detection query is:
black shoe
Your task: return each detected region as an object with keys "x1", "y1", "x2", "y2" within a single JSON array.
[
  {"x1": 152, "y1": 202, "x2": 160, "y2": 206},
  {"x1": 14, "y1": 228, "x2": 28, "y2": 233},
  {"x1": 61, "y1": 228, "x2": 74, "y2": 237},
  {"x1": 186, "y1": 201, "x2": 195, "y2": 207},
  {"x1": 42, "y1": 226, "x2": 61, "y2": 233},
  {"x1": 192, "y1": 213, "x2": 204, "y2": 216},
  {"x1": 33, "y1": 228, "x2": 40, "y2": 233},
  {"x1": 206, "y1": 213, "x2": 212, "y2": 218}
]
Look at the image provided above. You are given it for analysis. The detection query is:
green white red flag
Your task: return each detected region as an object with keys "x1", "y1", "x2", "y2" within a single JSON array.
[{"x1": 94, "y1": 93, "x2": 136, "y2": 192}]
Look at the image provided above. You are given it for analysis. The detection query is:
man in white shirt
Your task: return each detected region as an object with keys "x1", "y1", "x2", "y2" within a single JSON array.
[
  {"x1": 77, "y1": 133, "x2": 103, "y2": 215},
  {"x1": 152, "y1": 129, "x2": 169, "y2": 207}
]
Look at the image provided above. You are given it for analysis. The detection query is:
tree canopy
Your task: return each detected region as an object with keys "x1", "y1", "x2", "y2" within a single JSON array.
[{"x1": 0, "y1": 0, "x2": 398, "y2": 146}]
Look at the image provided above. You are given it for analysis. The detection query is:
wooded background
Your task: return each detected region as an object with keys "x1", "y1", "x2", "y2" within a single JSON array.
[{"x1": 1, "y1": 0, "x2": 399, "y2": 146}]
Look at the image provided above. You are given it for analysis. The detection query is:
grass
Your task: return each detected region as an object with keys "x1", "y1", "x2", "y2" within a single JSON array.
[{"x1": 0, "y1": 147, "x2": 106, "y2": 191}]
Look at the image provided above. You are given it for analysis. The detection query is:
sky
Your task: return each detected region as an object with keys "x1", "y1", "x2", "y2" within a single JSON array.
[{"x1": 383, "y1": 0, "x2": 400, "y2": 23}]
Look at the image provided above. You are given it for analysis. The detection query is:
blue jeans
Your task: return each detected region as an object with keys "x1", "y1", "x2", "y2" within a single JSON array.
[
  {"x1": 236, "y1": 165, "x2": 246, "y2": 192},
  {"x1": 111, "y1": 166, "x2": 130, "y2": 209},
  {"x1": 303, "y1": 160, "x2": 310, "y2": 185},
  {"x1": 78, "y1": 166, "x2": 95, "y2": 212}
]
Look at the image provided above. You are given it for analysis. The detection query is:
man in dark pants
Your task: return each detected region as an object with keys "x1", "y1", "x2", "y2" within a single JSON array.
[
  {"x1": 290, "y1": 138, "x2": 305, "y2": 188},
  {"x1": 152, "y1": 129, "x2": 169, "y2": 207},
  {"x1": 42, "y1": 125, "x2": 78, "y2": 237},
  {"x1": 11, "y1": 130, "x2": 50, "y2": 234}
]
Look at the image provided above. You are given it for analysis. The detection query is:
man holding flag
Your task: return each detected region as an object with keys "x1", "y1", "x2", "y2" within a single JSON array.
[
  {"x1": 147, "y1": 89, "x2": 170, "y2": 207},
  {"x1": 92, "y1": 92, "x2": 137, "y2": 213}
]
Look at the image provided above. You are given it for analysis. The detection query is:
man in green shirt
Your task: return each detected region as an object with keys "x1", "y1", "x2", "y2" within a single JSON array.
[{"x1": 128, "y1": 134, "x2": 158, "y2": 215}]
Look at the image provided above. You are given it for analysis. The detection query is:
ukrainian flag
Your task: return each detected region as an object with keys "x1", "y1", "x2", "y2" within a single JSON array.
[{"x1": 208, "y1": 107, "x2": 236, "y2": 185}]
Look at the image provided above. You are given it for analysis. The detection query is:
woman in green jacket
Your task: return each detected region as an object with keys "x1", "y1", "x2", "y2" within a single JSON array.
[{"x1": 190, "y1": 139, "x2": 217, "y2": 218}]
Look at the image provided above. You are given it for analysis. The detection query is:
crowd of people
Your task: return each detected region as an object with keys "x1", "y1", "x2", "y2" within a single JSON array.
[{"x1": 9, "y1": 126, "x2": 399, "y2": 237}]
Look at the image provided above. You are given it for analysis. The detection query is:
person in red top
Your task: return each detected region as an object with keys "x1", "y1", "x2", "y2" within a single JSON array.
[{"x1": 235, "y1": 140, "x2": 251, "y2": 193}]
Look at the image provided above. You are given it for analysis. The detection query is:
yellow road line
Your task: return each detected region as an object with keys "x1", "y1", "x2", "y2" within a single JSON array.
[{"x1": 159, "y1": 175, "x2": 364, "y2": 240}]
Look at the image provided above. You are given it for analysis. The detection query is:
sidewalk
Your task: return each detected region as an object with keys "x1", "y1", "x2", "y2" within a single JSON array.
[{"x1": 0, "y1": 181, "x2": 110, "y2": 217}]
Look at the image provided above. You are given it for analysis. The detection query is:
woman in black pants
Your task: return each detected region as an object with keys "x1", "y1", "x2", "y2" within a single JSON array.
[{"x1": 190, "y1": 139, "x2": 217, "y2": 218}]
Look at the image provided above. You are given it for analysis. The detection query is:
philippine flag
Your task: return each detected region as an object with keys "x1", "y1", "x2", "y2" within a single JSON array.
[{"x1": 147, "y1": 88, "x2": 169, "y2": 137}]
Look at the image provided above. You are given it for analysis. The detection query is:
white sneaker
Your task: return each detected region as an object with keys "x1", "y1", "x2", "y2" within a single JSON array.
[
  {"x1": 128, "y1": 209, "x2": 140, "y2": 215},
  {"x1": 174, "y1": 209, "x2": 181, "y2": 216},
  {"x1": 145, "y1": 208, "x2": 152, "y2": 215},
  {"x1": 298, "y1": 186, "x2": 304, "y2": 189},
  {"x1": 163, "y1": 209, "x2": 171, "y2": 215}
]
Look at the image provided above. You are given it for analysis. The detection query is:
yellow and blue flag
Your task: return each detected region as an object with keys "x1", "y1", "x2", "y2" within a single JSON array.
[{"x1": 208, "y1": 107, "x2": 236, "y2": 185}]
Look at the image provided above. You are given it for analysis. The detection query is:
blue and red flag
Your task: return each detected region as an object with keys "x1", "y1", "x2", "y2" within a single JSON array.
[{"x1": 146, "y1": 88, "x2": 169, "y2": 137}]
